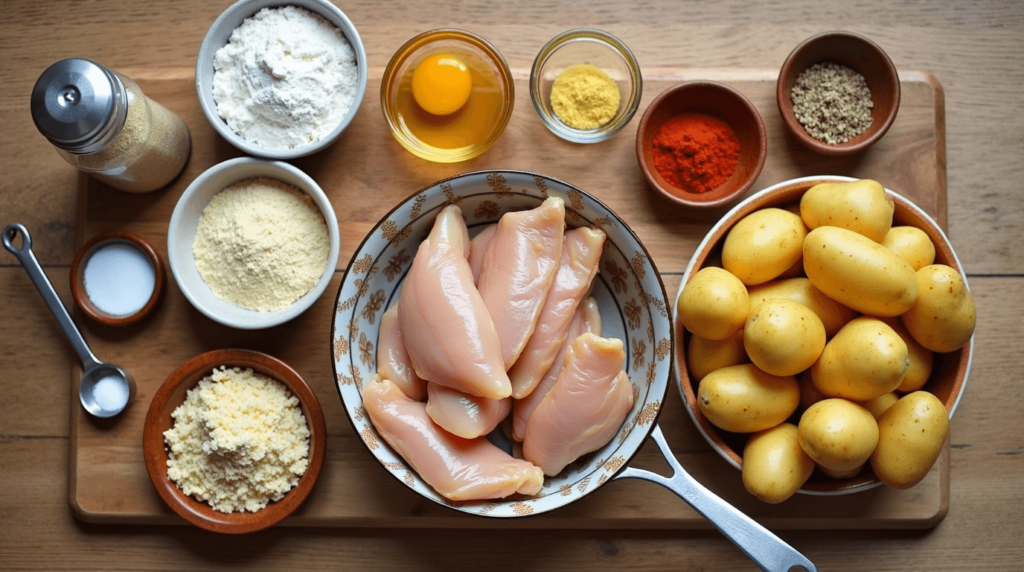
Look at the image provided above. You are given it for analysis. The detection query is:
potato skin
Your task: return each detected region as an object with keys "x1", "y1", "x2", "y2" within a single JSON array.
[
  {"x1": 810, "y1": 317, "x2": 910, "y2": 401},
  {"x1": 882, "y1": 226, "x2": 936, "y2": 271},
  {"x1": 744, "y1": 299, "x2": 826, "y2": 376},
  {"x1": 803, "y1": 226, "x2": 919, "y2": 317},
  {"x1": 859, "y1": 392, "x2": 899, "y2": 420},
  {"x1": 678, "y1": 267, "x2": 749, "y2": 340},
  {"x1": 870, "y1": 391, "x2": 949, "y2": 489},
  {"x1": 697, "y1": 364, "x2": 799, "y2": 433},
  {"x1": 723, "y1": 208, "x2": 807, "y2": 286},
  {"x1": 742, "y1": 423, "x2": 815, "y2": 504},
  {"x1": 747, "y1": 277, "x2": 856, "y2": 338},
  {"x1": 687, "y1": 331, "x2": 747, "y2": 382},
  {"x1": 800, "y1": 179, "x2": 894, "y2": 243},
  {"x1": 880, "y1": 317, "x2": 934, "y2": 392},
  {"x1": 798, "y1": 398, "x2": 879, "y2": 474},
  {"x1": 901, "y1": 264, "x2": 977, "y2": 352}
]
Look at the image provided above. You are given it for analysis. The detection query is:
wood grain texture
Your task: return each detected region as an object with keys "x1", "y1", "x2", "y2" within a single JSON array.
[
  {"x1": 67, "y1": 71, "x2": 945, "y2": 528},
  {"x1": 1, "y1": 1, "x2": 1022, "y2": 570}
]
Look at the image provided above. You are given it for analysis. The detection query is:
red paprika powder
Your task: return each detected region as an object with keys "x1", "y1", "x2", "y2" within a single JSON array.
[{"x1": 651, "y1": 113, "x2": 740, "y2": 194}]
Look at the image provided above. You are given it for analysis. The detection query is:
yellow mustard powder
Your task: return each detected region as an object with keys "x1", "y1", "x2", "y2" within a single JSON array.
[
  {"x1": 549, "y1": 64, "x2": 621, "y2": 130},
  {"x1": 163, "y1": 366, "x2": 310, "y2": 514}
]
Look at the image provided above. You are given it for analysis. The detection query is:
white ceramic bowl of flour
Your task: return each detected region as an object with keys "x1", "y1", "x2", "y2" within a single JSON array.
[
  {"x1": 168, "y1": 157, "x2": 340, "y2": 329},
  {"x1": 196, "y1": 0, "x2": 368, "y2": 159}
]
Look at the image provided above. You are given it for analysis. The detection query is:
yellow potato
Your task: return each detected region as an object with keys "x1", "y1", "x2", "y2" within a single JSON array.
[
  {"x1": 697, "y1": 364, "x2": 799, "y2": 433},
  {"x1": 882, "y1": 226, "x2": 936, "y2": 271},
  {"x1": 870, "y1": 391, "x2": 949, "y2": 489},
  {"x1": 803, "y1": 226, "x2": 919, "y2": 316},
  {"x1": 742, "y1": 423, "x2": 815, "y2": 504},
  {"x1": 901, "y1": 264, "x2": 976, "y2": 352},
  {"x1": 687, "y1": 331, "x2": 747, "y2": 382},
  {"x1": 811, "y1": 317, "x2": 910, "y2": 401},
  {"x1": 744, "y1": 299, "x2": 825, "y2": 376},
  {"x1": 678, "y1": 267, "x2": 749, "y2": 340},
  {"x1": 799, "y1": 179, "x2": 894, "y2": 242},
  {"x1": 880, "y1": 317, "x2": 933, "y2": 392},
  {"x1": 747, "y1": 277, "x2": 857, "y2": 338},
  {"x1": 799, "y1": 370, "x2": 827, "y2": 410},
  {"x1": 798, "y1": 398, "x2": 879, "y2": 476},
  {"x1": 722, "y1": 208, "x2": 807, "y2": 285},
  {"x1": 859, "y1": 392, "x2": 899, "y2": 420}
]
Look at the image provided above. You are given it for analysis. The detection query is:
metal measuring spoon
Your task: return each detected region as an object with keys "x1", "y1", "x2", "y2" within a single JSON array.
[{"x1": 3, "y1": 223, "x2": 135, "y2": 418}]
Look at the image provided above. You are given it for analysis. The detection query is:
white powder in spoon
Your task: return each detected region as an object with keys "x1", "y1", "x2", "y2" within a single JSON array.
[{"x1": 212, "y1": 6, "x2": 358, "y2": 150}]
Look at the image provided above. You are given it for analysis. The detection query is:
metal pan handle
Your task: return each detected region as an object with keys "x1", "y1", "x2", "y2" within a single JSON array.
[{"x1": 612, "y1": 424, "x2": 816, "y2": 572}]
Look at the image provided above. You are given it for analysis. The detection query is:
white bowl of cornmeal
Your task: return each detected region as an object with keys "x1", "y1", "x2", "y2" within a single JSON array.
[{"x1": 168, "y1": 157, "x2": 340, "y2": 329}]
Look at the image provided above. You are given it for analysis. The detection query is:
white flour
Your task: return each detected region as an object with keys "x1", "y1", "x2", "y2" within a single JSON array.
[{"x1": 212, "y1": 6, "x2": 358, "y2": 150}]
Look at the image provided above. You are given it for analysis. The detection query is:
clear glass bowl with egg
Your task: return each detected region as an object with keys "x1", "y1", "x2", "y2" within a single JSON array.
[
  {"x1": 380, "y1": 29, "x2": 514, "y2": 163},
  {"x1": 530, "y1": 29, "x2": 643, "y2": 144}
]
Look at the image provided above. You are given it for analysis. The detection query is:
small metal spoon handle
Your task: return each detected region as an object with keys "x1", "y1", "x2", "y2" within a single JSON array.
[
  {"x1": 613, "y1": 425, "x2": 817, "y2": 572},
  {"x1": 3, "y1": 223, "x2": 102, "y2": 370}
]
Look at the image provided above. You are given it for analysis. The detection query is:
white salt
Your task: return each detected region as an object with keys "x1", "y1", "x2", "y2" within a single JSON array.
[
  {"x1": 83, "y1": 242, "x2": 155, "y2": 316},
  {"x1": 93, "y1": 375, "x2": 129, "y2": 411}
]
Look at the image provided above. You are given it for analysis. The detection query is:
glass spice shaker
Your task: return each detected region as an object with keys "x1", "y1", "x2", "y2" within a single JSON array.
[{"x1": 30, "y1": 58, "x2": 191, "y2": 193}]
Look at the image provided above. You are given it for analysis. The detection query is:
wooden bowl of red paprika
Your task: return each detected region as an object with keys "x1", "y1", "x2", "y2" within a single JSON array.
[{"x1": 636, "y1": 81, "x2": 767, "y2": 209}]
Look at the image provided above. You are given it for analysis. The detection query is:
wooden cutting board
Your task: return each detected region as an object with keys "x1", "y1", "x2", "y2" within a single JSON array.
[{"x1": 70, "y1": 67, "x2": 948, "y2": 529}]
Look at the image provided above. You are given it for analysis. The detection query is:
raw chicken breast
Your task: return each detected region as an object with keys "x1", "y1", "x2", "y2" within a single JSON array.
[
  {"x1": 426, "y1": 382, "x2": 511, "y2": 439},
  {"x1": 512, "y1": 297, "x2": 601, "y2": 442},
  {"x1": 468, "y1": 224, "x2": 497, "y2": 283},
  {"x1": 399, "y1": 206, "x2": 510, "y2": 399},
  {"x1": 377, "y1": 302, "x2": 427, "y2": 401},
  {"x1": 363, "y1": 376, "x2": 544, "y2": 500},
  {"x1": 523, "y1": 333, "x2": 634, "y2": 476},
  {"x1": 508, "y1": 227, "x2": 605, "y2": 398},
  {"x1": 477, "y1": 197, "x2": 566, "y2": 369}
]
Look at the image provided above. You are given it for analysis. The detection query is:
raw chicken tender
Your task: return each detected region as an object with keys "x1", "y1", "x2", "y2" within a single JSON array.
[
  {"x1": 477, "y1": 197, "x2": 566, "y2": 369},
  {"x1": 512, "y1": 297, "x2": 602, "y2": 442},
  {"x1": 399, "y1": 206, "x2": 511, "y2": 399},
  {"x1": 363, "y1": 376, "x2": 543, "y2": 501},
  {"x1": 377, "y1": 303, "x2": 426, "y2": 401},
  {"x1": 523, "y1": 333, "x2": 634, "y2": 476},
  {"x1": 468, "y1": 224, "x2": 497, "y2": 283},
  {"x1": 426, "y1": 382, "x2": 511, "y2": 439},
  {"x1": 508, "y1": 227, "x2": 605, "y2": 399}
]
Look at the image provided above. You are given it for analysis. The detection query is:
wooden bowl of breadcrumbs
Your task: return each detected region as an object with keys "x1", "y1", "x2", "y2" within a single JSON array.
[
  {"x1": 776, "y1": 31, "x2": 900, "y2": 156},
  {"x1": 143, "y1": 349, "x2": 326, "y2": 533}
]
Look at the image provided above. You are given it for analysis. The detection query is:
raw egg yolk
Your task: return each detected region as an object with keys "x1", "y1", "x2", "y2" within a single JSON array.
[{"x1": 412, "y1": 54, "x2": 472, "y2": 116}]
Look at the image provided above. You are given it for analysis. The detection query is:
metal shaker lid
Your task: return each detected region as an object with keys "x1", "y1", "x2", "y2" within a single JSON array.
[{"x1": 30, "y1": 58, "x2": 128, "y2": 154}]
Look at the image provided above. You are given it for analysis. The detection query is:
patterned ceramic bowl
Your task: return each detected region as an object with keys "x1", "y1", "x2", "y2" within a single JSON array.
[{"x1": 331, "y1": 170, "x2": 674, "y2": 517}]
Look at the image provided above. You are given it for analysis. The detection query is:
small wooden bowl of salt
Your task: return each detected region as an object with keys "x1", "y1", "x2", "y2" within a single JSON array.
[{"x1": 70, "y1": 231, "x2": 164, "y2": 326}]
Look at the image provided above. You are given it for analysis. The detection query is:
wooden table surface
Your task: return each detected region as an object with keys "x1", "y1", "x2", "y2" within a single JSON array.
[{"x1": 1, "y1": 1, "x2": 1021, "y2": 570}]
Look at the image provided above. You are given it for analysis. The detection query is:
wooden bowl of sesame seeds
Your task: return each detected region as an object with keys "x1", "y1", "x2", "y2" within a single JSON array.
[{"x1": 776, "y1": 31, "x2": 901, "y2": 156}]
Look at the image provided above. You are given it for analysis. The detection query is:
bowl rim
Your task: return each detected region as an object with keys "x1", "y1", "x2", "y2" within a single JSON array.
[
  {"x1": 70, "y1": 231, "x2": 165, "y2": 326},
  {"x1": 636, "y1": 80, "x2": 768, "y2": 209},
  {"x1": 330, "y1": 168, "x2": 674, "y2": 517},
  {"x1": 775, "y1": 30, "x2": 901, "y2": 156},
  {"x1": 195, "y1": 0, "x2": 368, "y2": 160},
  {"x1": 673, "y1": 175, "x2": 973, "y2": 495},
  {"x1": 379, "y1": 28, "x2": 515, "y2": 163},
  {"x1": 529, "y1": 27, "x2": 644, "y2": 144},
  {"x1": 167, "y1": 157, "x2": 341, "y2": 330},
  {"x1": 142, "y1": 349, "x2": 327, "y2": 533}
]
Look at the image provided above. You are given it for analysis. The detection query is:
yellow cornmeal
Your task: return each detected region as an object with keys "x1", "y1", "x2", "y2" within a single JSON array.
[
  {"x1": 549, "y1": 64, "x2": 621, "y2": 130},
  {"x1": 163, "y1": 367, "x2": 310, "y2": 514}
]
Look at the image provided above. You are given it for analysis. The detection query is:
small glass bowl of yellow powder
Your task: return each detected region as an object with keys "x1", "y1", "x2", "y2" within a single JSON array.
[{"x1": 530, "y1": 29, "x2": 642, "y2": 144}]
